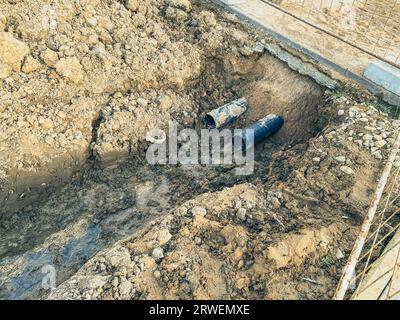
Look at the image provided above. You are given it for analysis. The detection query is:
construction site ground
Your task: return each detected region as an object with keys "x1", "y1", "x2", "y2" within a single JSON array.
[{"x1": 0, "y1": 0, "x2": 399, "y2": 300}]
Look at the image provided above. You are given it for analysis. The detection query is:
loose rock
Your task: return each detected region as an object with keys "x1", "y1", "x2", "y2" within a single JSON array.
[
  {"x1": 340, "y1": 166, "x2": 355, "y2": 175},
  {"x1": 152, "y1": 247, "x2": 164, "y2": 260},
  {"x1": 40, "y1": 49, "x2": 59, "y2": 67},
  {"x1": 0, "y1": 32, "x2": 30, "y2": 71},
  {"x1": 55, "y1": 57, "x2": 84, "y2": 83}
]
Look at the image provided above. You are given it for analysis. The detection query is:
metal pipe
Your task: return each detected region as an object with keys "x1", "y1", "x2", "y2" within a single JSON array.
[
  {"x1": 204, "y1": 97, "x2": 248, "y2": 129},
  {"x1": 239, "y1": 114, "x2": 284, "y2": 149}
]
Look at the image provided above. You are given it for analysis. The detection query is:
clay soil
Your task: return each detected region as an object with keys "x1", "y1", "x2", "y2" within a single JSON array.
[{"x1": 0, "y1": 0, "x2": 399, "y2": 300}]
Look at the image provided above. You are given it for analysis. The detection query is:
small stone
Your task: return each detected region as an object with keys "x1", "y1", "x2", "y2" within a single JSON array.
[
  {"x1": 84, "y1": 16, "x2": 95, "y2": 26},
  {"x1": 167, "y1": 0, "x2": 192, "y2": 12},
  {"x1": 312, "y1": 157, "x2": 321, "y2": 163},
  {"x1": 236, "y1": 208, "x2": 246, "y2": 221},
  {"x1": 234, "y1": 200, "x2": 242, "y2": 209},
  {"x1": 336, "y1": 249, "x2": 345, "y2": 260},
  {"x1": 271, "y1": 197, "x2": 281, "y2": 209},
  {"x1": 364, "y1": 126, "x2": 376, "y2": 131},
  {"x1": 326, "y1": 131, "x2": 336, "y2": 139},
  {"x1": 336, "y1": 96, "x2": 347, "y2": 104},
  {"x1": 108, "y1": 248, "x2": 132, "y2": 268},
  {"x1": 374, "y1": 140, "x2": 387, "y2": 149},
  {"x1": 40, "y1": 118, "x2": 54, "y2": 130},
  {"x1": 22, "y1": 56, "x2": 41, "y2": 73},
  {"x1": 165, "y1": 7, "x2": 188, "y2": 23},
  {"x1": 55, "y1": 57, "x2": 84, "y2": 83},
  {"x1": 153, "y1": 270, "x2": 161, "y2": 279},
  {"x1": 85, "y1": 275, "x2": 108, "y2": 289},
  {"x1": 233, "y1": 247, "x2": 244, "y2": 261},
  {"x1": 238, "y1": 47, "x2": 253, "y2": 56},
  {"x1": 111, "y1": 277, "x2": 119, "y2": 288},
  {"x1": 192, "y1": 206, "x2": 206, "y2": 216},
  {"x1": 40, "y1": 48, "x2": 59, "y2": 67},
  {"x1": 156, "y1": 229, "x2": 172, "y2": 246},
  {"x1": 125, "y1": 0, "x2": 139, "y2": 11},
  {"x1": 194, "y1": 237, "x2": 202, "y2": 245},
  {"x1": 337, "y1": 110, "x2": 345, "y2": 116},
  {"x1": 44, "y1": 135, "x2": 54, "y2": 144},
  {"x1": 372, "y1": 151, "x2": 383, "y2": 160},
  {"x1": 137, "y1": 98, "x2": 148, "y2": 107},
  {"x1": 151, "y1": 247, "x2": 164, "y2": 260},
  {"x1": 58, "y1": 111, "x2": 66, "y2": 119},
  {"x1": 334, "y1": 156, "x2": 346, "y2": 163},
  {"x1": 363, "y1": 134, "x2": 373, "y2": 141},
  {"x1": 119, "y1": 277, "x2": 133, "y2": 296},
  {"x1": 340, "y1": 166, "x2": 354, "y2": 175},
  {"x1": 0, "y1": 32, "x2": 30, "y2": 71}
]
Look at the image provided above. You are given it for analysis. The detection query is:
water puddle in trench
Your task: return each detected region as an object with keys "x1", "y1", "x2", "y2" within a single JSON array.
[{"x1": 0, "y1": 160, "x2": 257, "y2": 299}]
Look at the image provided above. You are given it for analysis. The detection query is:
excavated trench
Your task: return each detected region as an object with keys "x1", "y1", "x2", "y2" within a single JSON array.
[{"x1": 0, "y1": 52, "x2": 330, "y2": 299}]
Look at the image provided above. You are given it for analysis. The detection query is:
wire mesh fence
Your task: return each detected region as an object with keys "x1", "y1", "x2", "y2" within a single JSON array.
[
  {"x1": 267, "y1": 0, "x2": 400, "y2": 67},
  {"x1": 271, "y1": 1, "x2": 400, "y2": 299},
  {"x1": 350, "y1": 163, "x2": 400, "y2": 299},
  {"x1": 334, "y1": 131, "x2": 400, "y2": 300}
]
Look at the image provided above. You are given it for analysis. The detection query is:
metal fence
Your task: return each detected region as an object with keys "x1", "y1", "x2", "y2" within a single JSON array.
[
  {"x1": 265, "y1": 0, "x2": 400, "y2": 68},
  {"x1": 334, "y1": 131, "x2": 400, "y2": 300},
  {"x1": 270, "y1": 1, "x2": 400, "y2": 299}
]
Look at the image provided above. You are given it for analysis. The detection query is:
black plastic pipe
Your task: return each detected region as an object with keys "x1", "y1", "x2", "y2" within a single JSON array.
[{"x1": 239, "y1": 114, "x2": 284, "y2": 149}]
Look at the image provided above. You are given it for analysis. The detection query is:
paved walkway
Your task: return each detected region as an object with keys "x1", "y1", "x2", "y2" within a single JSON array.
[{"x1": 213, "y1": 0, "x2": 400, "y2": 106}]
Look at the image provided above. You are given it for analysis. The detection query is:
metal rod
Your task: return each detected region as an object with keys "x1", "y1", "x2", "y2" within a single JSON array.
[
  {"x1": 354, "y1": 163, "x2": 400, "y2": 295},
  {"x1": 371, "y1": 0, "x2": 398, "y2": 53},
  {"x1": 386, "y1": 243, "x2": 400, "y2": 299},
  {"x1": 358, "y1": 221, "x2": 400, "y2": 263},
  {"x1": 388, "y1": 287, "x2": 400, "y2": 300},
  {"x1": 354, "y1": 262, "x2": 397, "y2": 296},
  {"x1": 351, "y1": 235, "x2": 400, "y2": 284},
  {"x1": 365, "y1": 208, "x2": 400, "y2": 243},
  {"x1": 333, "y1": 131, "x2": 400, "y2": 300}
]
